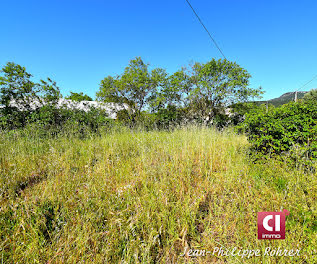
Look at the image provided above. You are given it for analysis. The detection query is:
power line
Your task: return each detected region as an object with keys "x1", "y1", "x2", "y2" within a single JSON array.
[
  {"x1": 185, "y1": 0, "x2": 227, "y2": 59},
  {"x1": 296, "y1": 73, "x2": 317, "y2": 92},
  {"x1": 294, "y1": 73, "x2": 317, "y2": 102}
]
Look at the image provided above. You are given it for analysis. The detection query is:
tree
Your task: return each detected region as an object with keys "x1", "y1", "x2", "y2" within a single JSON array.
[
  {"x1": 97, "y1": 57, "x2": 167, "y2": 121},
  {"x1": 0, "y1": 62, "x2": 62, "y2": 109},
  {"x1": 39, "y1": 78, "x2": 62, "y2": 105},
  {"x1": 0, "y1": 62, "x2": 38, "y2": 111},
  {"x1": 66, "y1": 92, "x2": 92, "y2": 102},
  {"x1": 303, "y1": 89, "x2": 317, "y2": 103},
  {"x1": 165, "y1": 59, "x2": 263, "y2": 123},
  {"x1": 0, "y1": 62, "x2": 62, "y2": 129}
]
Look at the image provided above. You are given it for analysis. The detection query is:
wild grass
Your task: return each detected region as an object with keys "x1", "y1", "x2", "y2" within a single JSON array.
[{"x1": 0, "y1": 126, "x2": 316, "y2": 263}]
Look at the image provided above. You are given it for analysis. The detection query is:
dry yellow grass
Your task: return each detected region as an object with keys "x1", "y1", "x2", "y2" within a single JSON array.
[{"x1": 0, "y1": 126, "x2": 316, "y2": 263}]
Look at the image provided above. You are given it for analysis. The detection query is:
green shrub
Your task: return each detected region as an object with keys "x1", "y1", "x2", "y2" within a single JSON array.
[
  {"x1": 240, "y1": 101, "x2": 317, "y2": 162},
  {"x1": 154, "y1": 105, "x2": 185, "y2": 129},
  {"x1": 0, "y1": 108, "x2": 29, "y2": 129},
  {"x1": 0, "y1": 105, "x2": 114, "y2": 137},
  {"x1": 28, "y1": 106, "x2": 114, "y2": 137}
]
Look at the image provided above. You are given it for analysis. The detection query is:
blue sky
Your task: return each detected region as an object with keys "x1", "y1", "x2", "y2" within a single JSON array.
[{"x1": 1, "y1": 0, "x2": 316, "y2": 100}]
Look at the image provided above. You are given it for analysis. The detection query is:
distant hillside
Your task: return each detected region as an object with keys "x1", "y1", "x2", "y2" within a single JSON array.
[{"x1": 255, "y1": 91, "x2": 308, "y2": 107}]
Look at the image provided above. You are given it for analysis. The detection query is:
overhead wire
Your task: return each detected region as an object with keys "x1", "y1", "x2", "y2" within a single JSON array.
[
  {"x1": 185, "y1": 0, "x2": 227, "y2": 59},
  {"x1": 185, "y1": 0, "x2": 315, "y2": 103},
  {"x1": 293, "y1": 73, "x2": 317, "y2": 102},
  {"x1": 295, "y1": 74, "x2": 317, "y2": 92}
]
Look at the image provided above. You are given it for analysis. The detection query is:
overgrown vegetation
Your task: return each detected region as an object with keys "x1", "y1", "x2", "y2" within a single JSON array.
[
  {"x1": 66, "y1": 91, "x2": 93, "y2": 102},
  {"x1": 303, "y1": 88, "x2": 317, "y2": 103},
  {"x1": 1, "y1": 58, "x2": 263, "y2": 130},
  {"x1": 0, "y1": 62, "x2": 109, "y2": 132},
  {"x1": 240, "y1": 100, "x2": 317, "y2": 170},
  {"x1": 0, "y1": 127, "x2": 315, "y2": 263},
  {"x1": 0, "y1": 58, "x2": 316, "y2": 263},
  {"x1": 97, "y1": 57, "x2": 263, "y2": 126}
]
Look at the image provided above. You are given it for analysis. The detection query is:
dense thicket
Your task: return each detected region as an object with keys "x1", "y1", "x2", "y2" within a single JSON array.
[
  {"x1": 0, "y1": 63, "x2": 110, "y2": 132},
  {"x1": 240, "y1": 100, "x2": 317, "y2": 166}
]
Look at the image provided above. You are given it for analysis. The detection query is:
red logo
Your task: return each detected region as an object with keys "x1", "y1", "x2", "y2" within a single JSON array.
[{"x1": 257, "y1": 209, "x2": 290, "y2": 239}]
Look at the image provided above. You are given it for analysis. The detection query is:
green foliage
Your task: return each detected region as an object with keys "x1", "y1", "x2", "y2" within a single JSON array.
[
  {"x1": 154, "y1": 105, "x2": 185, "y2": 129},
  {"x1": 39, "y1": 78, "x2": 62, "y2": 105},
  {"x1": 241, "y1": 101, "x2": 317, "y2": 164},
  {"x1": 303, "y1": 88, "x2": 317, "y2": 103},
  {"x1": 0, "y1": 62, "x2": 38, "y2": 110},
  {"x1": 0, "y1": 63, "x2": 62, "y2": 109},
  {"x1": 0, "y1": 62, "x2": 111, "y2": 132},
  {"x1": 66, "y1": 91, "x2": 93, "y2": 102},
  {"x1": 116, "y1": 109, "x2": 133, "y2": 124},
  {"x1": 230, "y1": 102, "x2": 259, "y2": 125},
  {"x1": 0, "y1": 62, "x2": 64, "y2": 129},
  {"x1": 97, "y1": 57, "x2": 167, "y2": 122},
  {"x1": 163, "y1": 59, "x2": 263, "y2": 123},
  {"x1": 97, "y1": 57, "x2": 262, "y2": 127},
  {"x1": 26, "y1": 106, "x2": 113, "y2": 137},
  {"x1": 0, "y1": 108, "x2": 28, "y2": 129},
  {"x1": 0, "y1": 59, "x2": 264, "y2": 130},
  {"x1": 230, "y1": 102, "x2": 275, "y2": 126}
]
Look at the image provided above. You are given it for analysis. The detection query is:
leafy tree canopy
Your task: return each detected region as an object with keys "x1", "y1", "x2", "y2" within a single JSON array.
[
  {"x1": 97, "y1": 57, "x2": 263, "y2": 124},
  {"x1": 0, "y1": 62, "x2": 61, "y2": 110},
  {"x1": 97, "y1": 57, "x2": 167, "y2": 120},
  {"x1": 0, "y1": 62, "x2": 38, "y2": 110},
  {"x1": 163, "y1": 59, "x2": 263, "y2": 122},
  {"x1": 66, "y1": 92, "x2": 92, "y2": 102},
  {"x1": 303, "y1": 89, "x2": 317, "y2": 103}
]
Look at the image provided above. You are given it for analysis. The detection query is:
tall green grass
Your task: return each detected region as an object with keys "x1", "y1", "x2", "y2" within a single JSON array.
[{"x1": 0, "y1": 126, "x2": 316, "y2": 263}]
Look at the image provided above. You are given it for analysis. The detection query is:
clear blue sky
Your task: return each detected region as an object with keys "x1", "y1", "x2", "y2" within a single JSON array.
[{"x1": 1, "y1": 0, "x2": 316, "y2": 100}]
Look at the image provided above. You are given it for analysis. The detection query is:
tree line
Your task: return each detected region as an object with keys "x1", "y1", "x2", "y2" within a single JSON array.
[
  {"x1": 1, "y1": 58, "x2": 316, "y2": 166},
  {"x1": 0, "y1": 57, "x2": 264, "y2": 131},
  {"x1": 97, "y1": 57, "x2": 263, "y2": 126}
]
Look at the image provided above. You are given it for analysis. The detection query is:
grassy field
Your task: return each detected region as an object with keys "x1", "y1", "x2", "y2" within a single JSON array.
[{"x1": 0, "y1": 127, "x2": 316, "y2": 263}]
